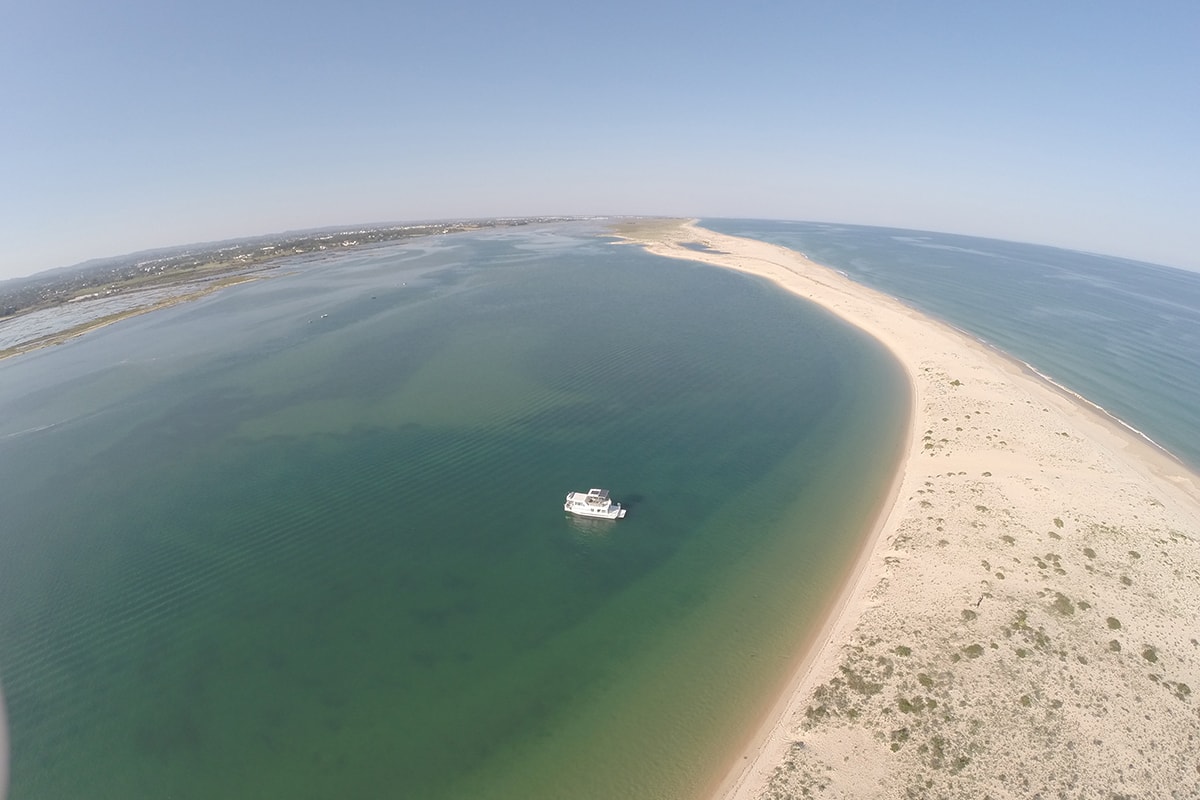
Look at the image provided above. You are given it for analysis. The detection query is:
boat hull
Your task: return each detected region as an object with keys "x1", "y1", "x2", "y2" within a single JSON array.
[{"x1": 563, "y1": 503, "x2": 626, "y2": 520}]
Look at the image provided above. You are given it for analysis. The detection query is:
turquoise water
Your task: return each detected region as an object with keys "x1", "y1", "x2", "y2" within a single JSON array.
[
  {"x1": 704, "y1": 219, "x2": 1200, "y2": 469},
  {"x1": 0, "y1": 224, "x2": 907, "y2": 798}
]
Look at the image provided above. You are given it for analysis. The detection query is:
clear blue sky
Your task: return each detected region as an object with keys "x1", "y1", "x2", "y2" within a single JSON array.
[{"x1": 2, "y1": 0, "x2": 1197, "y2": 279}]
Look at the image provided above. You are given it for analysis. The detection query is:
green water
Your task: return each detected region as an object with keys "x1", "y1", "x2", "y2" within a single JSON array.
[{"x1": 0, "y1": 224, "x2": 907, "y2": 798}]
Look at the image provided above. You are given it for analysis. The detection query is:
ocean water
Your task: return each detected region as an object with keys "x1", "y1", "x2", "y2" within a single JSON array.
[
  {"x1": 0, "y1": 223, "x2": 907, "y2": 799},
  {"x1": 704, "y1": 219, "x2": 1200, "y2": 470}
]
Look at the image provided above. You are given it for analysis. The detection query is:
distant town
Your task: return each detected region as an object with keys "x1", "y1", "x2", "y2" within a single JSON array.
[{"x1": 0, "y1": 217, "x2": 581, "y2": 321}]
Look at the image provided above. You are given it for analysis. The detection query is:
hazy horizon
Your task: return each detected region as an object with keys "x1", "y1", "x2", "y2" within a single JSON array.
[
  {"x1": 2, "y1": 2, "x2": 1197, "y2": 280},
  {"x1": 5, "y1": 214, "x2": 1196, "y2": 287}
]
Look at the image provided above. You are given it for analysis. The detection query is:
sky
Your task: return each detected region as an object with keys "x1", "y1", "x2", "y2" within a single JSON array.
[{"x1": 1, "y1": 0, "x2": 1198, "y2": 280}]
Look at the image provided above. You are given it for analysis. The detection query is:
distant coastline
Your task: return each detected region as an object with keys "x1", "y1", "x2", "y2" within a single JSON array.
[
  {"x1": 0, "y1": 274, "x2": 265, "y2": 362},
  {"x1": 616, "y1": 219, "x2": 1200, "y2": 799},
  {"x1": 0, "y1": 217, "x2": 580, "y2": 362}
]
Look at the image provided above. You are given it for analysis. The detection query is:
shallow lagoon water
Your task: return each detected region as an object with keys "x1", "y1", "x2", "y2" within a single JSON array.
[{"x1": 0, "y1": 224, "x2": 906, "y2": 798}]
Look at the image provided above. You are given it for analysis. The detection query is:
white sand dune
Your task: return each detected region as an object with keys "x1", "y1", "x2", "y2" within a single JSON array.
[{"x1": 615, "y1": 219, "x2": 1200, "y2": 799}]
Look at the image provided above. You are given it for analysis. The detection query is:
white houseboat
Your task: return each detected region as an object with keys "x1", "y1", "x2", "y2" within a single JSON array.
[{"x1": 564, "y1": 488, "x2": 627, "y2": 520}]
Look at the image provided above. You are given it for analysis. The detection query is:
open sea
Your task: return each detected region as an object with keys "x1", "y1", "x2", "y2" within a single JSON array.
[
  {"x1": 705, "y1": 219, "x2": 1200, "y2": 470},
  {"x1": 0, "y1": 223, "x2": 908, "y2": 799}
]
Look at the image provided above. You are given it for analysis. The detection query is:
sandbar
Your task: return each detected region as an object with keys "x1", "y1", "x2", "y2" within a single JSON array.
[{"x1": 615, "y1": 219, "x2": 1200, "y2": 798}]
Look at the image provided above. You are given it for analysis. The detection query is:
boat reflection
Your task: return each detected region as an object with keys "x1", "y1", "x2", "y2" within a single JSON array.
[{"x1": 564, "y1": 513, "x2": 619, "y2": 537}]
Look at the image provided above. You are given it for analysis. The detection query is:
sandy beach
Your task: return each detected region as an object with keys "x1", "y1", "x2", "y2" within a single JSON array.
[{"x1": 616, "y1": 219, "x2": 1200, "y2": 799}]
